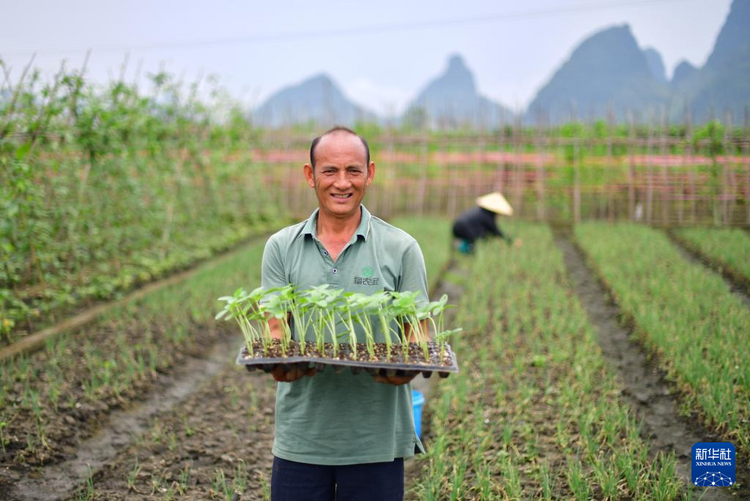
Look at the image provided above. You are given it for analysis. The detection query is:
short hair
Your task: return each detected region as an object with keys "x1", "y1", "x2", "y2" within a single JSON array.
[{"x1": 309, "y1": 126, "x2": 370, "y2": 170}]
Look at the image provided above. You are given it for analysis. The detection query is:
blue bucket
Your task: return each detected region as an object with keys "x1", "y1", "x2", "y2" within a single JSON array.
[{"x1": 412, "y1": 390, "x2": 425, "y2": 439}]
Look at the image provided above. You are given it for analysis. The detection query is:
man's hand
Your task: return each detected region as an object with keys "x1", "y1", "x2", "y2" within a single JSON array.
[
  {"x1": 266, "y1": 316, "x2": 318, "y2": 382},
  {"x1": 270, "y1": 363, "x2": 317, "y2": 383},
  {"x1": 372, "y1": 370, "x2": 417, "y2": 386}
]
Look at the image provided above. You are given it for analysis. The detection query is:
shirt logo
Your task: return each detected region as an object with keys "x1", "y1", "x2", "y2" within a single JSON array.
[{"x1": 354, "y1": 266, "x2": 378, "y2": 286}]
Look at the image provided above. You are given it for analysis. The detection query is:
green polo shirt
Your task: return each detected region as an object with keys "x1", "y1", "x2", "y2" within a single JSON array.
[{"x1": 261, "y1": 205, "x2": 428, "y2": 465}]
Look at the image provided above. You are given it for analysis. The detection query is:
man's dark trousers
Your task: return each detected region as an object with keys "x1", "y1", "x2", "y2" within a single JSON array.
[{"x1": 271, "y1": 456, "x2": 404, "y2": 501}]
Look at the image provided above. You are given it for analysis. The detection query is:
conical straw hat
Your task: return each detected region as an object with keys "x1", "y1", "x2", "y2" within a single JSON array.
[{"x1": 476, "y1": 192, "x2": 514, "y2": 216}]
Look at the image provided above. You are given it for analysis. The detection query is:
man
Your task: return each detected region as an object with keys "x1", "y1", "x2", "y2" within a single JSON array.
[
  {"x1": 261, "y1": 126, "x2": 428, "y2": 500},
  {"x1": 452, "y1": 192, "x2": 521, "y2": 253}
]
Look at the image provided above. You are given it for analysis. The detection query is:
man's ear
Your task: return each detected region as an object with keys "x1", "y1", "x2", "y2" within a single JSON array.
[
  {"x1": 304, "y1": 164, "x2": 315, "y2": 188},
  {"x1": 366, "y1": 161, "x2": 375, "y2": 187}
]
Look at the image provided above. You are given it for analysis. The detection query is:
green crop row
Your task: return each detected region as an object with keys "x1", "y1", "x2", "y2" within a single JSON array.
[
  {"x1": 410, "y1": 225, "x2": 685, "y2": 500},
  {"x1": 576, "y1": 223, "x2": 750, "y2": 452},
  {"x1": 0, "y1": 236, "x2": 269, "y2": 466},
  {"x1": 673, "y1": 227, "x2": 750, "y2": 289}
]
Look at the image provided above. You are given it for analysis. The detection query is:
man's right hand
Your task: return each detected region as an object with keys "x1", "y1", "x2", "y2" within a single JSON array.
[{"x1": 270, "y1": 363, "x2": 317, "y2": 383}]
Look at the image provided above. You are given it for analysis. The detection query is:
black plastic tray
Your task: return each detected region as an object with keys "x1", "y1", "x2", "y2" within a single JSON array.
[{"x1": 235, "y1": 342, "x2": 459, "y2": 379}]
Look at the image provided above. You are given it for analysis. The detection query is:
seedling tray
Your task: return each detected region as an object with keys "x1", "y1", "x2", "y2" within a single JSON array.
[{"x1": 236, "y1": 340, "x2": 459, "y2": 379}]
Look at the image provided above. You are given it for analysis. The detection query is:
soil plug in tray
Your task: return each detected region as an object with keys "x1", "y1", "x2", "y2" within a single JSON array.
[
  {"x1": 235, "y1": 339, "x2": 459, "y2": 379},
  {"x1": 217, "y1": 285, "x2": 463, "y2": 380}
]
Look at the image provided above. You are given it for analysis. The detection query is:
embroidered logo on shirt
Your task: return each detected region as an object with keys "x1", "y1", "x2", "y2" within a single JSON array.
[{"x1": 354, "y1": 266, "x2": 378, "y2": 286}]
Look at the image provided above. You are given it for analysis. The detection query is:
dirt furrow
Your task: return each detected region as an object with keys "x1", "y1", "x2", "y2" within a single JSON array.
[
  {"x1": 555, "y1": 232, "x2": 739, "y2": 500},
  {"x1": 70, "y1": 359, "x2": 276, "y2": 500},
  {"x1": 5, "y1": 336, "x2": 244, "y2": 501}
]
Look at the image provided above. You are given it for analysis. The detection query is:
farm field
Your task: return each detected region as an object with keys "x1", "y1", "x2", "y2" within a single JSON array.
[
  {"x1": 1, "y1": 215, "x2": 748, "y2": 498},
  {"x1": 0, "y1": 214, "x2": 748, "y2": 500}
]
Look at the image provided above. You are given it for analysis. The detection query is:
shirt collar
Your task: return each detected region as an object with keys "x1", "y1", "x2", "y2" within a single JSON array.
[{"x1": 301, "y1": 205, "x2": 372, "y2": 241}]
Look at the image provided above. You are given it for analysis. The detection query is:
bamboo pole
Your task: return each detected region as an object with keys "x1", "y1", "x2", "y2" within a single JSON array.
[
  {"x1": 627, "y1": 111, "x2": 636, "y2": 221},
  {"x1": 688, "y1": 109, "x2": 696, "y2": 223},
  {"x1": 417, "y1": 125, "x2": 428, "y2": 216},
  {"x1": 646, "y1": 108, "x2": 654, "y2": 224},
  {"x1": 745, "y1": 106, "x2": 750, "y2": 225},
  {"x1": 722, "y1": 110, "x2": 731, "y2": 224},
  {"x1": 536, "y1": 110, "x2": 546, "y2": 221},
  {"x1": 495, "y1": 109, "x2": 505, "y2": 193},
  {"x1": 447, "y1": 137, "x2": 457, "y2": 218},
  {"x1": 678, "y1": 106, "x2": 687, "y2": 225},
  {"x1": 606, "y1": 106, "x2": 614, "y2": 221},
  {"x1": 661, "y1": 106, "x2": 669, "y2": 225},
  {"x1": 513, "y1": 114, "x2": 523, "y2": 217},
  {"x1": 573, "y1": 104, "x2": 581, "y2": 224},
  {"x1": 385, "y1": 130, "x2": 395, "y2": 219}
]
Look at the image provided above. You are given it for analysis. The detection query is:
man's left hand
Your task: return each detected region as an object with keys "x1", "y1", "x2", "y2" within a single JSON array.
[
  {"x1": 373, "y1": 370, "x2": 417, "y2": 386},
  {"x1": 270, "y1": 363, "x2": 317, "y2": 382}
]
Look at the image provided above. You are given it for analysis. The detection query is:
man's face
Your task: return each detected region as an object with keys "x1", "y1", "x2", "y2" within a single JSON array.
[{"x1": 304, "y1": 132, "x2": 375, "y2": 221}]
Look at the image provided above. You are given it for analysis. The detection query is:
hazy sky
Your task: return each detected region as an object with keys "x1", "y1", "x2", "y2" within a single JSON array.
[{"x1": 0, "y1": 0, "x2": 733, "y2": 115}]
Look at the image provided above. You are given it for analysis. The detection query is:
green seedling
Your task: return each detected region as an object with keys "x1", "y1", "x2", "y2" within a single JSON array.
[
  {"x1": 0, "y1": 421, "x2": 7, "y2": 454},
  {"x1": 308, "y1": 285, "x2": 344, "y2": 357},
  {"x1": 286, "y1": 287, "x2": 313, "y2": 355},
  {"x1": 341, "y1": 293, "x2": 361, "y2": 359},
  {"x1": 348, "y1": 292, "x2": 388, "y2": 360},
  {"x1": 127, "y1": 457, "x2": 141, "y2": 492},
  {"x1": 218, "y1": 285, "x2": 463, "y2": 366},
  {"x1": 388, "y1": 291, "x2": 424, "y2": 358},
  {"x1": 262, "y1": 290, "x2": 293, "y2": 356},
  {"x1": 216, "y1": 286, "x2": 278, "y2": 356}
]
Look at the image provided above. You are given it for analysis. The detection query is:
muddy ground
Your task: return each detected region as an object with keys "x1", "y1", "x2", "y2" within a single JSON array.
[
  {"x1": 0, "y1": 319, "x2": 230, "y2": 471},
  {"x1": 71, "y1": 365, "x2": 277, "y2": 500}
]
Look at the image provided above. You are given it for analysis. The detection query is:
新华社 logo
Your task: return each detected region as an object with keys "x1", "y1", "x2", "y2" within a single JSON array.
[{"x1": 691, "y1": 442, "x2": 735, "y2": 487}]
